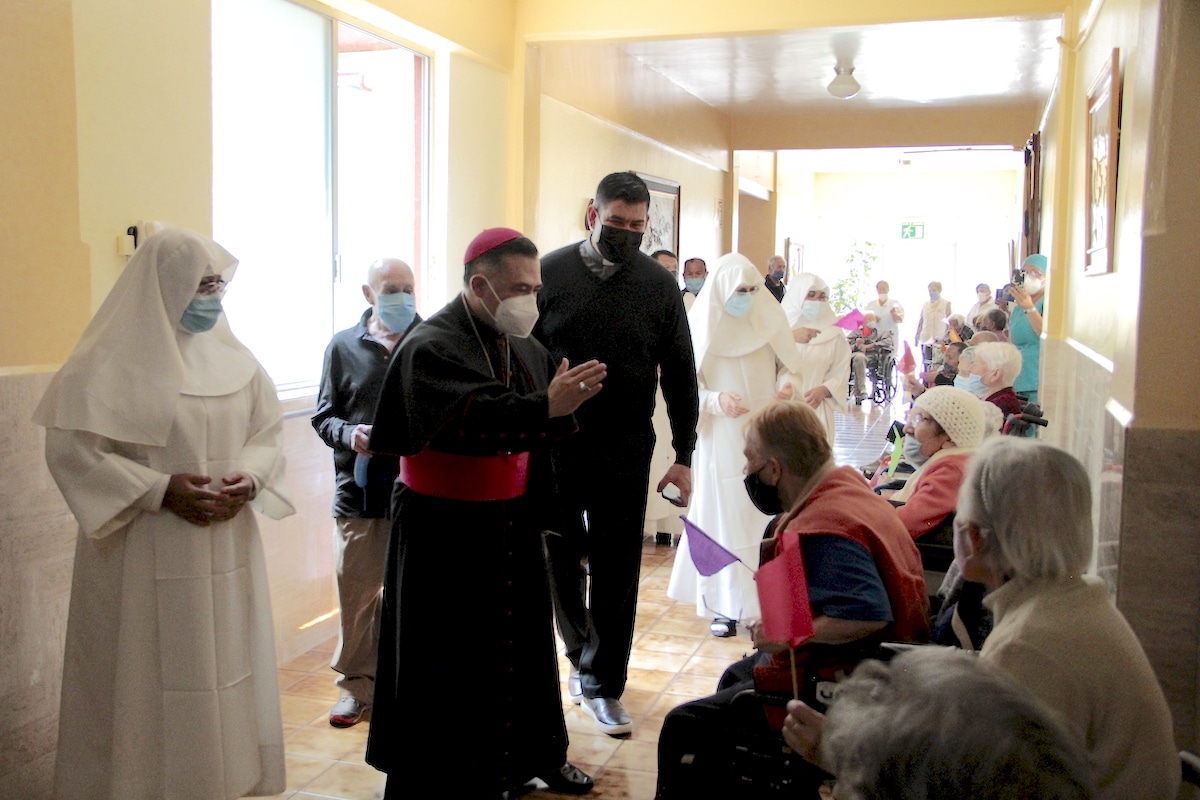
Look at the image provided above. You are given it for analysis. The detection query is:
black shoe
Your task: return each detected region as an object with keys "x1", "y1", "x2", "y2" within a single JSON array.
[
  {"x1": 539, "y1": 762, "x2": 594, "y2": 795},
  {"x1": 581, "y1": 696, "x2": 632, "y2": 736},
  {"x1": 710, "y1": 618, "x2": 737, "y2": 638}
]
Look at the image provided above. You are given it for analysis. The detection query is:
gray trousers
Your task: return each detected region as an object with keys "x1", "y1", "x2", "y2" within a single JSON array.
[{"x1": 332, "y1": 516, "x2": 389, "y2": 703}]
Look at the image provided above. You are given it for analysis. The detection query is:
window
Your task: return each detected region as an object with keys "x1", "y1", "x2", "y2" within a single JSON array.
[{"x1": 213, "y1": 0, "x2": 427, "y2": 397}]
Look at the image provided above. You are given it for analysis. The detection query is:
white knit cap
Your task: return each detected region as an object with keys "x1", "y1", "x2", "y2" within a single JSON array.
[{"x1": 913, "y1": 386, "x2": 986, "y2": 448}]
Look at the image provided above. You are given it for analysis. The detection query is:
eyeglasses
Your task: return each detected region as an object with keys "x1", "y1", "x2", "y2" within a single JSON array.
[
  {"x1": 906, "y1": 412, "x2": 931, "y2": 427},
  {"x1": 196, "y1": 277, "x2": 227, "y2": 297}
]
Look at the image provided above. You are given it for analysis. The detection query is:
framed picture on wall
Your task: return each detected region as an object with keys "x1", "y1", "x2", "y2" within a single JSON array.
[
  {"x1": 635, "y1": 172, "x2": 681, "y2": 257},
  {"x1": 1085, "y1": 48, "x2": 1121, "y2": 276}
]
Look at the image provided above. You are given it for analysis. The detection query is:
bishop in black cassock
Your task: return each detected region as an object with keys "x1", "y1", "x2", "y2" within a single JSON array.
[{"x1": 365, "y1": 228, "x2": 604, "y2": 798}]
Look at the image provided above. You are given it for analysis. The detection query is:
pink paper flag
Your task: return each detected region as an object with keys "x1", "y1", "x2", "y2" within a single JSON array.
[
  {"x1": 833, "y1": 308, "x2": 865, "y2": 331},
  {"x1": 681, "y1": 517, "x2": 742, "y2": 576},
  {"x1": 897, "y1": 341, "x2": 917, "y2": 375},
  {"x1": 754, "y1": 537, "x2": 814, "y2": 648}
]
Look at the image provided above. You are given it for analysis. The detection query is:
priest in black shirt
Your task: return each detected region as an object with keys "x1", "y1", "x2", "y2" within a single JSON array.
[
  {"x1": 536, "y1": 172, "x2": 700, "y2": 737},
  {"x1": 366, "y1": 228, "x2": 604, "y2": 797}
]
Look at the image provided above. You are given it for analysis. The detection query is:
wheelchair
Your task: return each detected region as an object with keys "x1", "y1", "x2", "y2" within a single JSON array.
[
  {"x1": 850, "y1": 345, "x2": 897, "y2": 406},
  {"x1": 1001, "y1": 396, "x2": 1049, "y2": 436},
  {"x1": 867, "y1": 347, "x2": 897, "y2": 405}
]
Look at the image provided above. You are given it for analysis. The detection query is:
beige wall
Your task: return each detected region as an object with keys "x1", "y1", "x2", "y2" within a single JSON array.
[
  {"x1": 73, "y1": 0, "x2": 217, "y2": 314},
  {"x1": 439, "y1": 53, "x2": 512, "y2": 302},
  {"x1": 535, "y1": 97, "x2": 726, "y2": 266},
  {"x1": 1, "y1": 0, "x2": 89, "y2": 368},
  {"x1": 1036, "y1": 0, "x2": 1200, "y2": 758},
  {"x1": 736, "y1": 192, "x2": 776, "y2": 272},
  {"x1": 733, "y1": 102, "x2": 1045, "y2": 151}
]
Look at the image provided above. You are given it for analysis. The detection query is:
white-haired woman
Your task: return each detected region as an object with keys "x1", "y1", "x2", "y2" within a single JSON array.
[
  {"x1": 667, "y1": 253, "x2": 801, "y2": 636},
  {"x1": 778, "y1": 273, "x2": 850, "y2": 445},
  {"x1": 956, "y1": 341, "x2": 1023, "y2": 418},
  {"x1": 820, "y1": 648, "x2": 1093, "y2": 799},
  {"x1": 953, "y1": 437, "x2": 1179, "y2": 798},
  {"x1": 34, "y1": 228, "x2": 294, "y2": 800},
  {"x1": 783, "y1": 437, "x2": 1180, "y2": 800}
]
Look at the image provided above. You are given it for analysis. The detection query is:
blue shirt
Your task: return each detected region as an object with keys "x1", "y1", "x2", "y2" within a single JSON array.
[{"x1": 801, "y1": 535, "x2": 892, "y2": 622}]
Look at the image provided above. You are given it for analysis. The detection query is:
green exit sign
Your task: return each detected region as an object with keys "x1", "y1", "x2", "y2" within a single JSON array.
[{"x1": 901, "y1": 223, "x2": 925, "y2": 239}]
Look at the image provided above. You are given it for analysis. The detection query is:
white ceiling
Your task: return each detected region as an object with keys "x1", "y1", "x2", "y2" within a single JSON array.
[{"x1": 619, "y1": 15, "x2": 1063, "y2": 114}]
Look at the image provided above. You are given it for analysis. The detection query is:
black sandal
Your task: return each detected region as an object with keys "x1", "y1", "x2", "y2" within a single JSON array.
[
  {"x1": 539, "y1": 762, "x2": 594, "y2": 795},
  {"x1": 710, "y1": 618, "x2": 737, "y2": 638}
]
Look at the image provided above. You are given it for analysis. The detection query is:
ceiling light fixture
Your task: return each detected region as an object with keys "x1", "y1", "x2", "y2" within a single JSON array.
[{"x1": 827, "y1": 65, "x2": 860, "y2": 99}]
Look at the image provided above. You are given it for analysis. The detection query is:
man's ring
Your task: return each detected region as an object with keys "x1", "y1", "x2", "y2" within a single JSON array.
[{"x1": 579, "y1": 381, "x2": 589, "y2": 392}]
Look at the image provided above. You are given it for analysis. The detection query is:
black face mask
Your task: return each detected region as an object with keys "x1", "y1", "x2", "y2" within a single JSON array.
[
  {"x1": 744, "y1": 470, "x2": 784, "y2": 516},
  {"x1": 596, "y1": 225, "x2": 644, "y2": 265}
]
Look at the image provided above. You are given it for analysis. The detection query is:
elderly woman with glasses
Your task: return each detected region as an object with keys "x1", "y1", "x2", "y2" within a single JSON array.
[
  {"x1": 886, "y1": 385, "x2": 986, "y2": 540},
  {"x1": 783, "y1": 438, "x2": 1180, "y2": 800}
]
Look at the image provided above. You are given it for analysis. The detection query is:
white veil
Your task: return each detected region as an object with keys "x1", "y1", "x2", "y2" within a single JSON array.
[
  {"x1": 33, "y1": 228, "x2": 260, "y2": 445},
  {"x1": 781, "y1": 272, "x2": 842, "y2": 344},
  {"x1": 688, "y1": 253, "x2": 801, "y2": 371}
]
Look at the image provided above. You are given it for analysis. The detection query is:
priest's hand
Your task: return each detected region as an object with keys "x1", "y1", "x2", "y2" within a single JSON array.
[
  {"x1": 718, "y1": 392, "x2": 749, "y2": 417},
  {"x1": 656, "y1": 463, "x2": 692, "y2": 506},
  {"x1": 163, "y1": 473, "x2": 223, "y2": 526},
  {"x1": 774, "y1": 383, "x2": 795, "y2": 402},
  {"x1": 781, "y1": 700, "x2": 827, "y2": 768},
  {"x1": 210, "y1": 471, "x2": 256, "y2": 522},
  {"x1": 548, "y1": 358, "x2": 607, "y2": 418}
]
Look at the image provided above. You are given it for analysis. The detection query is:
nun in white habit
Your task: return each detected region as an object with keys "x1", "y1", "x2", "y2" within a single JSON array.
[
  {"x1": 778, "y1": 272, "x2": 851, "y2": 446},
  {"x1": 667, "y1": 253, "x2": 801, "y2": 636},
  {"x1": 34, "y1": 228, "x2": 294, "y2": 800}
]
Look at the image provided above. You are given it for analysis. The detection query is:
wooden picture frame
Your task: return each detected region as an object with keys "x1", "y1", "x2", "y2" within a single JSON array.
[
  {"x1": 1085, "y1": 49, "x2": 1121, "y2": 275},
  {"x1": 1022, "y1": 131, "x2": 1043, "y2": 259},
  {"x1": 636, "y1": 172, "x2": 681, "y2": 257}
]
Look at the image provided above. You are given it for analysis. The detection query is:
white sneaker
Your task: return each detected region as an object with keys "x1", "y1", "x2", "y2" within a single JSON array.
[{"x1": 329, "y1": 696, "x2": 368, "y2": 728}]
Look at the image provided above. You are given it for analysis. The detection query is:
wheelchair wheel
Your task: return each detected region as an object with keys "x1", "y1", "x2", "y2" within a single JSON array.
[{"x1": 872, "y1": 382, "x2": 888, "y2": 405}]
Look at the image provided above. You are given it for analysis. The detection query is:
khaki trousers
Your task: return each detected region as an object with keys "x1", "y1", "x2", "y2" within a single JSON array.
[{"x1": 331, "y1": 516, "x2": 389, "y2": 703}]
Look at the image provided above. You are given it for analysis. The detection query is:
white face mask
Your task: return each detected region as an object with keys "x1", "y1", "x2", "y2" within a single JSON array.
[
  {"x1": 481, "y1": 277, "x2": 539, "y2": 338},
  {"x1": 1024, "y1": 275, "x2": 1044, "y2": 295},
  {"x1": 978, "y1": 290, "x2": 990, "y2": 302},
  {"x1": 800, "y1": 300, "x2": 823, "y2": 322}
]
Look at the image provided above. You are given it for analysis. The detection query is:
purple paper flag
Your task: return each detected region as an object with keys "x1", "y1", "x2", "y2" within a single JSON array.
[
  {"x1": 681, "y1": 517, "x2": 741, "y2": 576},
  {"x1": 833, "y1": 308, "x2": 865, "y2": 331}
]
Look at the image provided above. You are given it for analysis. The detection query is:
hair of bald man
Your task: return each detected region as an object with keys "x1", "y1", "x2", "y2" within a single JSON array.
[{"x1": 367, "y1": 258, "x2": 413, "y2": 291}]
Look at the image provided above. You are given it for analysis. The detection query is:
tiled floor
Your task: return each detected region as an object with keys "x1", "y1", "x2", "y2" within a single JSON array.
[{"x1": 255, "y1": 399, "x2": 898, "y2": 800}]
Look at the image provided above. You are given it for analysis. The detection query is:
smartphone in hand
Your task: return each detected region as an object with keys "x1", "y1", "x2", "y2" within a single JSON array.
[{"x1": 661, "y1": 483, "x2": 686, "y2": 507}]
